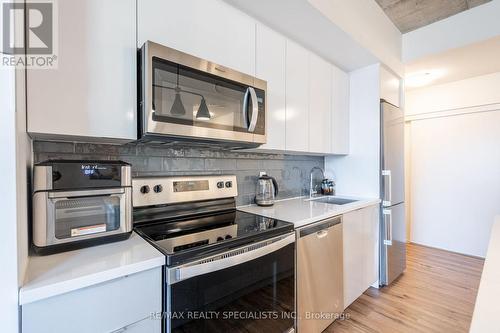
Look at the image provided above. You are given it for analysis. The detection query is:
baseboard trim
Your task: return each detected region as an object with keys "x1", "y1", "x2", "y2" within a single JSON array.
[{"x1": 409, "y1": 241, "x2": 485, "y2": 260}]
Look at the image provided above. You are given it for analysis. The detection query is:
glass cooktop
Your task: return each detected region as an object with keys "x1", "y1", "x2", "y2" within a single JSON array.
[{"x1": 134, "y1": 210, "x2": 293, "y2": 266}]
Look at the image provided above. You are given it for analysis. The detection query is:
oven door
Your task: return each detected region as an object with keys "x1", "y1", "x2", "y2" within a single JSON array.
[
  {"x1": 33, "y1": 188, "x2": 132, "y2": 247},
  {"x1": 165, "y1": 233, "x2": 295, "y2": 333},
  {"x1": 140, "y1": 41, "x2": 267, "y2": 146}
]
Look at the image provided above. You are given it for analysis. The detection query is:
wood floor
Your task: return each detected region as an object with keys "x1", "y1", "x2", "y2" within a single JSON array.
[{"x1": 327, "y1": 243, "x2": 484, "y2": 333}]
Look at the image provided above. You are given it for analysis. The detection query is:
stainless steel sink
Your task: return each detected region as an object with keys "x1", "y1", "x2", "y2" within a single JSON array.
[{"x1": 310, "y1": 197, "x2": 358, "y2": 205}]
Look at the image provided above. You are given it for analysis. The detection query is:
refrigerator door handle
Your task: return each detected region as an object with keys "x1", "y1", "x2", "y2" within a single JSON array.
[
  {"x1": 383, "y1": 209, "x2": 392, "y2": 246},
  {"x1": 382, "y1": 170, "x2": 392, "y2": 206}
]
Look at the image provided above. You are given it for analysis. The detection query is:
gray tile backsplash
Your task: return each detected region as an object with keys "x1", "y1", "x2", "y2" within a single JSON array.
[{"x1": 33, "y1": 141, "x2": 324, "y2": 206}]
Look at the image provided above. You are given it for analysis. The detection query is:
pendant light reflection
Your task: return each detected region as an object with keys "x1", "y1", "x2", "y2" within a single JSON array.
[
  {"x1": 196, "y1": 97, "x2": 211, "y2": 120},
  {"x1": 170, "y1": 87, "x2": 187, "y2": 116},
  {"x1": 170, "y1": 66, "x2": 186, "y2": 116}
]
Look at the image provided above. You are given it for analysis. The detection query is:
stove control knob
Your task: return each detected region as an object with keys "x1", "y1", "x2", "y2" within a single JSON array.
[
  {"x1": 140, "y1": 185, "x2": 150, "y2": 194},
  {"x1": 153, "y1": 184, "x2": 163, "y2": 193},
  {"x1": 216, "y1": 236, "x2": 224, "y2": 242},
  {"x1": 225, "y1": 235, "x2": 233, "y2": 240},
  {"x1": 225, "y1": 181, "x2": 232, "y2": 188},
  {"x1": 217, "y1": 181, "x2": 224, "y2": 189}
]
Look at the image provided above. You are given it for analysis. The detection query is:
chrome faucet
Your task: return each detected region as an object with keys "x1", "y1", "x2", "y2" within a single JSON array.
[{"x1": 309, "y1": 166, "x2": 325, "y2": 198}]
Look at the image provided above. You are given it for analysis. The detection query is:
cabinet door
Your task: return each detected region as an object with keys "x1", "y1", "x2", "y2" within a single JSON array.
[
  {"x1": 22, "y1": 268, "x2": 162, "y2": 333},
  {"x1": 380, "y1": 66, "x2": 401, "y2": 107},
  {"x1": 138, "y1": 0, "x2": 255, "y2": 76},
  {"x1": 111, "y1": 316, "x2": 161, "y2": 333},
  {"x1": 331, "y1": 65, "x2": 350, "y2": 154},
  {"x1": 256, "y1": 24, "x2": 286, "y2": 151},
  {"x1": 27, "y1": 0, "x2": 137, "y2": 141},
  {"x1": 342, "y1": 205, "x2": 379, "y2": 308},
  {"x1": 309, "y1": 53, "x2": 332, "y2": 154},
  {"x1": 342, "y1": 209, "x2": 365, "y2": 308},
  {"x1": 364, "y1": 205, "x2": 380, "y2": 287},
  {"x1": 285, "y1": 40, "x2": 309, "y2": 152}
]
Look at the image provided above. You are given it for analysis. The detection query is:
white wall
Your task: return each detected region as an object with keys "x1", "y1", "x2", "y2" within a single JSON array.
[
  {"x1": 325, "y1": 64, "x2": 381, "y2": 197},
  {"x1": 406, "y1": 72, "x2": 500, "y2": 257},
  {"x1": 0, "y1": 66, "x2": 20, "y2": 333},
  {"x1": 403, "y1": 0, "x2": 500, "y2": 62},
  {"x1": 406, "y1": 72, "x2": 500, "y2": 115}
]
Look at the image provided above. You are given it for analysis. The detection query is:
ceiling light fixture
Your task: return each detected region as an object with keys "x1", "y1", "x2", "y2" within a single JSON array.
[{"x1": 405, "y1": 69, "x2": 446, "y2": 88}]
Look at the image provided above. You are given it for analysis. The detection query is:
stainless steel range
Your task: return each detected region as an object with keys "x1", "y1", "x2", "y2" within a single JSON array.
[{"x1": 133, "y1": 175, "x2": 295, "y2": 333}]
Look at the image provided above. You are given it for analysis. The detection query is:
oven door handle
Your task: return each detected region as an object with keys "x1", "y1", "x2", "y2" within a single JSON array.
[
  {"x1": 173, "y1": 233, "x2": 295, "y2": 283},
  {"x1": 48, "y1": 188, "x2": 125, "y2": 199}
]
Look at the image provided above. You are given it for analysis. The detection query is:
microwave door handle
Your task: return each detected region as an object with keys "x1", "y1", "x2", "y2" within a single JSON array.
[
  {"x1": 242, "y1": 87, "x2": 250, "y2": 129},
  {"x1": 247, "y1": 87, "x2": 259, "y2": 132},
  {"x1": 174, "y1": 234, "x2": 294, "y2": 282}
]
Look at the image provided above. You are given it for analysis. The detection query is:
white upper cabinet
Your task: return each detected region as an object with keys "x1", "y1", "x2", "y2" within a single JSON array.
[
  {"x1": 285, "y1": 40, "x2": 309, "y2": 152},
  {"x1": 138, "y1": 0, "x2": 255, "y2": 76},
  {"x1": 380, "y1": 66, "x2": 401, "y2": 107},
  {"x1": 27, "y1": 0, "x2": 137, "y2": 141},
  {"x1": 308, "y1": 53, "x2": 332, "y2": 154},
  {"x1": 255, "y1": 24, "x2": 286, "y2": 151},
  {"x1": 331, "y1": 65, "x2": 350, "y2": 154}
]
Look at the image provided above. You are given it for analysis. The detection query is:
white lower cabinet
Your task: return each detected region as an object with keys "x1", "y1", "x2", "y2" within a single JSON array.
[
  {"x1": 110, "y1": 316, "x2": 160, "y2": 333},
  {"x1": 342, "y1": 205, "x2": 379, "y2": 308},
  {"x1": 22, "y1": 267, "x2": 162, "y2": 333}
]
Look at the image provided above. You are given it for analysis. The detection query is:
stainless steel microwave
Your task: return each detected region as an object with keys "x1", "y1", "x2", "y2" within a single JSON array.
[{"x1": 138, "y1": 41, "x2": 267, "y2": 148}]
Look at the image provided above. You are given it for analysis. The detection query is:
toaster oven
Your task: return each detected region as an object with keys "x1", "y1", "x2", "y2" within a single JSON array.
[{"x1": 32, "y1": 160, "x2": 132, "y2": 255}]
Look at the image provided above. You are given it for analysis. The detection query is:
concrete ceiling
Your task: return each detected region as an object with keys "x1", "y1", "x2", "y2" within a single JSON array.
[
  {"x1": 405, "y1": 35, "x2": 500, "y2": 90},
  {"x1": 376, "y1": 0, "x2": 492, "y2": 33}
]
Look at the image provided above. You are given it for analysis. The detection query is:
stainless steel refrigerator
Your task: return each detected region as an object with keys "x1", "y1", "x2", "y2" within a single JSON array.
[{"x1": 380, "y1": 100, "x2": 406, "y2": 286}]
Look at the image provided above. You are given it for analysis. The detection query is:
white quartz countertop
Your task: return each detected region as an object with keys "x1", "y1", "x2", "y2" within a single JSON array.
[
  {"x1": 238, "y1": 195, "x2": 381, "y2": 228},
  {"x1": 19, "y1": 232, "x2": 165, "y2": 305},
  {"x1": 470, "y1": 216, "x2": 500, "y2": 333}
]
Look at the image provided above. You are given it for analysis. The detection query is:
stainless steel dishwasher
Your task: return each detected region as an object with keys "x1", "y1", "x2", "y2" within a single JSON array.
[{"x1": 296, "y1": 216, "x2": 343, "y2": 333}]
